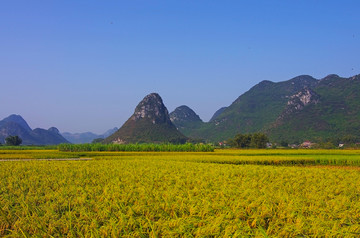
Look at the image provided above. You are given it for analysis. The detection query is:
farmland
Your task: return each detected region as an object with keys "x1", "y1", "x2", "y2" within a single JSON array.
[{"x1": 1, "y1": 149, "x2": 360, "y2": 237}]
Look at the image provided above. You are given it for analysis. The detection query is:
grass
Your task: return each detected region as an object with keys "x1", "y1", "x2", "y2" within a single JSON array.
[
  {"x1": 58, "y1": 143, "x2": 215, "y2": 152},
  {"x1": 1, "y1": 149, "x2": 360, "y2": 237},
  {"x1": 0, "y1": 145, "x2": 58, "y2": 150}
]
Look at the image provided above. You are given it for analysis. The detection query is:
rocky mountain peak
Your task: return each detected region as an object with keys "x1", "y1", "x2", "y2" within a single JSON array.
[
  {"x1": 255, "y1": 80, "x2": 275, "y2": 89},
  {"x1": 319, "y1": 74, "x2": 341, "y2": 85},
  {"x1": 2, "y1": 114, "x2": 32, "y2": 131},
  {"x1": 131, "y1": 93, "x2": 171, "y2": 125},
  {"x1": 323, "y1": 74, "x2": 340, "y2": 80},
  {"x1": 287, "y1": 75, "x2": 319, "y2": 90},
  {"x1": 104, "y1": 93, "x2": 187, "y2": 144},
  {"x1": 48, "y1": 127, "x2": 60, "y2": 134},
  {"x1": 170, "y1": 105, "x2": 202, "y2": 124}
]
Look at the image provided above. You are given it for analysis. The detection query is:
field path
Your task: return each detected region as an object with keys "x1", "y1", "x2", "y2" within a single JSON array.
[{"x1": 0, "y1": 158, "x2": 93, "y2": 162}]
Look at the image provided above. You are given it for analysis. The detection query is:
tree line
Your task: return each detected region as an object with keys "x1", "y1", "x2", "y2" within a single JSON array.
[
  {"x1": 228, "y1": 133, "x2": 269, "y2": 148},
  {"x1": 0, "y1": 135, "x2": 23, "y2": 146}
]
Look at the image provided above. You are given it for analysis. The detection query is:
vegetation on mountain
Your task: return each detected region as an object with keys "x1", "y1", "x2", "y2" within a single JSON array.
[
  {"x1": 268, "y1": 74, "x2": 360, "y2": 143},
  {"x1": 169, "y1": 105, "x2": 204, "y2": 138},
  {"x1": 91, "y1": 138, "x2": 105, "y2": 144},
  {"x1": 175, "y1": 74, "x2": 360, "y2": 144},
  {"x1": 170, "y1": 105, "x2": 202, "y2": 125},
  {"x1": 209, "y1": 107, "x2": 227, "y2": 122}
]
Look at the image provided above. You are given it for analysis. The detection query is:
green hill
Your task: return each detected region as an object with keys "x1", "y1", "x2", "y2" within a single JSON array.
[
  {"x1": 169, "y1": 105, "x2": 204, "y2": 138},
  {"x1": 209, "y1": 107, "x2": 227, "y2": 122},
  {"x1": 268, "y1": 74, "x2": 360, "y2": 143},
  {"x1": 176, "y1": 74, "x2": 360, "y2": 143}
]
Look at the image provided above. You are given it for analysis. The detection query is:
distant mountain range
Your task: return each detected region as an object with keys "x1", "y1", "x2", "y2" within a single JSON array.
[
  {"x1": 104, "y1": 93, "x2": 187, "y2": 144},
  {"x1": 170, "y1": 74, "x2": 360, "y2": 143},
  {"x1": 0, "y1": 115, "x2": 68, "y2": 145},
  {"x1": 62, "y1": 127, "x2": 118, "y2": 144},
  {"x1": 3, "y1": 73, "x2": 360, "y2": 145}
]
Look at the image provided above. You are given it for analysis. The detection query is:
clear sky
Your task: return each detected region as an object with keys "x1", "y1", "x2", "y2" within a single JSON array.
[{"x1": 1, "y1": 0, "x2": 359, "y2": 134}]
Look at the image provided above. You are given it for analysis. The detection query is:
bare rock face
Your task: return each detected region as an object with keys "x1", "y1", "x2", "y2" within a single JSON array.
[
  {"x1": 287, "y1": 87, "x2": 319, "y2": 109},
  {"x1": 278, "y1": 87, "x2": 320, "y2": 121},
  {"x1": 131, "y1": 93, "x2": 172, "y2": 125},
  {"x1": 350, "y1": 74, "x2": 360, "y2": 81}
]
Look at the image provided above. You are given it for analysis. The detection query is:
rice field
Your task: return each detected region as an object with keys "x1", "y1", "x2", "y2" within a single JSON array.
[
  {"x1": 1, "y1": 149, "x2": 360, "y2": 237},
  {"x1": 58, "y1": 143, "x2": 215, "y2": 152}
]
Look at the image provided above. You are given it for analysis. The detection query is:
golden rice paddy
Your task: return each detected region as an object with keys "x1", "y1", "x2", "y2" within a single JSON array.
[{"x1": 1, "y1": 149, "x2": 360, "y2": 237}]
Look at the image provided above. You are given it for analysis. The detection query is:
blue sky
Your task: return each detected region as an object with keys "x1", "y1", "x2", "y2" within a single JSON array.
[{"x1": 1, "y1": 0, "x2": 359, "y2": 134}]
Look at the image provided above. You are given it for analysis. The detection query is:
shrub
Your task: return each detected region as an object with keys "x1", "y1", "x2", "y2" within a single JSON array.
[{"x1": 5, "y1": 135, "x2": 22, "y2": 146}]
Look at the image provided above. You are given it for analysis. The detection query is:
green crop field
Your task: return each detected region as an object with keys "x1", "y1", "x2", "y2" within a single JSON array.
[{"x1": 1, "y1": 149, "x2": 360, "y2": 237}]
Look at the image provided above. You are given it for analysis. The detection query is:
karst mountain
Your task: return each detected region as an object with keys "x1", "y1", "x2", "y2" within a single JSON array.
[
  {"x1": 0, "y1": 114, "x2": 69, "y2": 145},
  {"x1": 104, "y1": 93, "x2": 187, "y2": 144},
  {"x1": 170, "y1": 74, "x2": 360, "y2": 143}
]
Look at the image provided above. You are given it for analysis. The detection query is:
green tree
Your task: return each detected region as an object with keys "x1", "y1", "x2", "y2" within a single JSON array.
[
  {"x1": 232, "y1": 134, "x2": 252, "y2": 148},
  {"x1": 341, "y1": 135, "x2": 358, "y2": 145},
  {"x1": 230, "y1": 133, "x2": 269, "y2": 149},
  {"x1": 5, "y1": 135, "x2": 22, "y2": 146},
  {"x1": 318, "y1": 141, "x2": 336, "y2": 149},
  {"x1": 280, "y1": 140, "x2": 288, "y2": 147},
  {"x1": 92, "y1": 138, "x2": 105, "y2": 144},
  {"x1": 250, "y1": 133, "x2": 269, "y2": 148}
]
